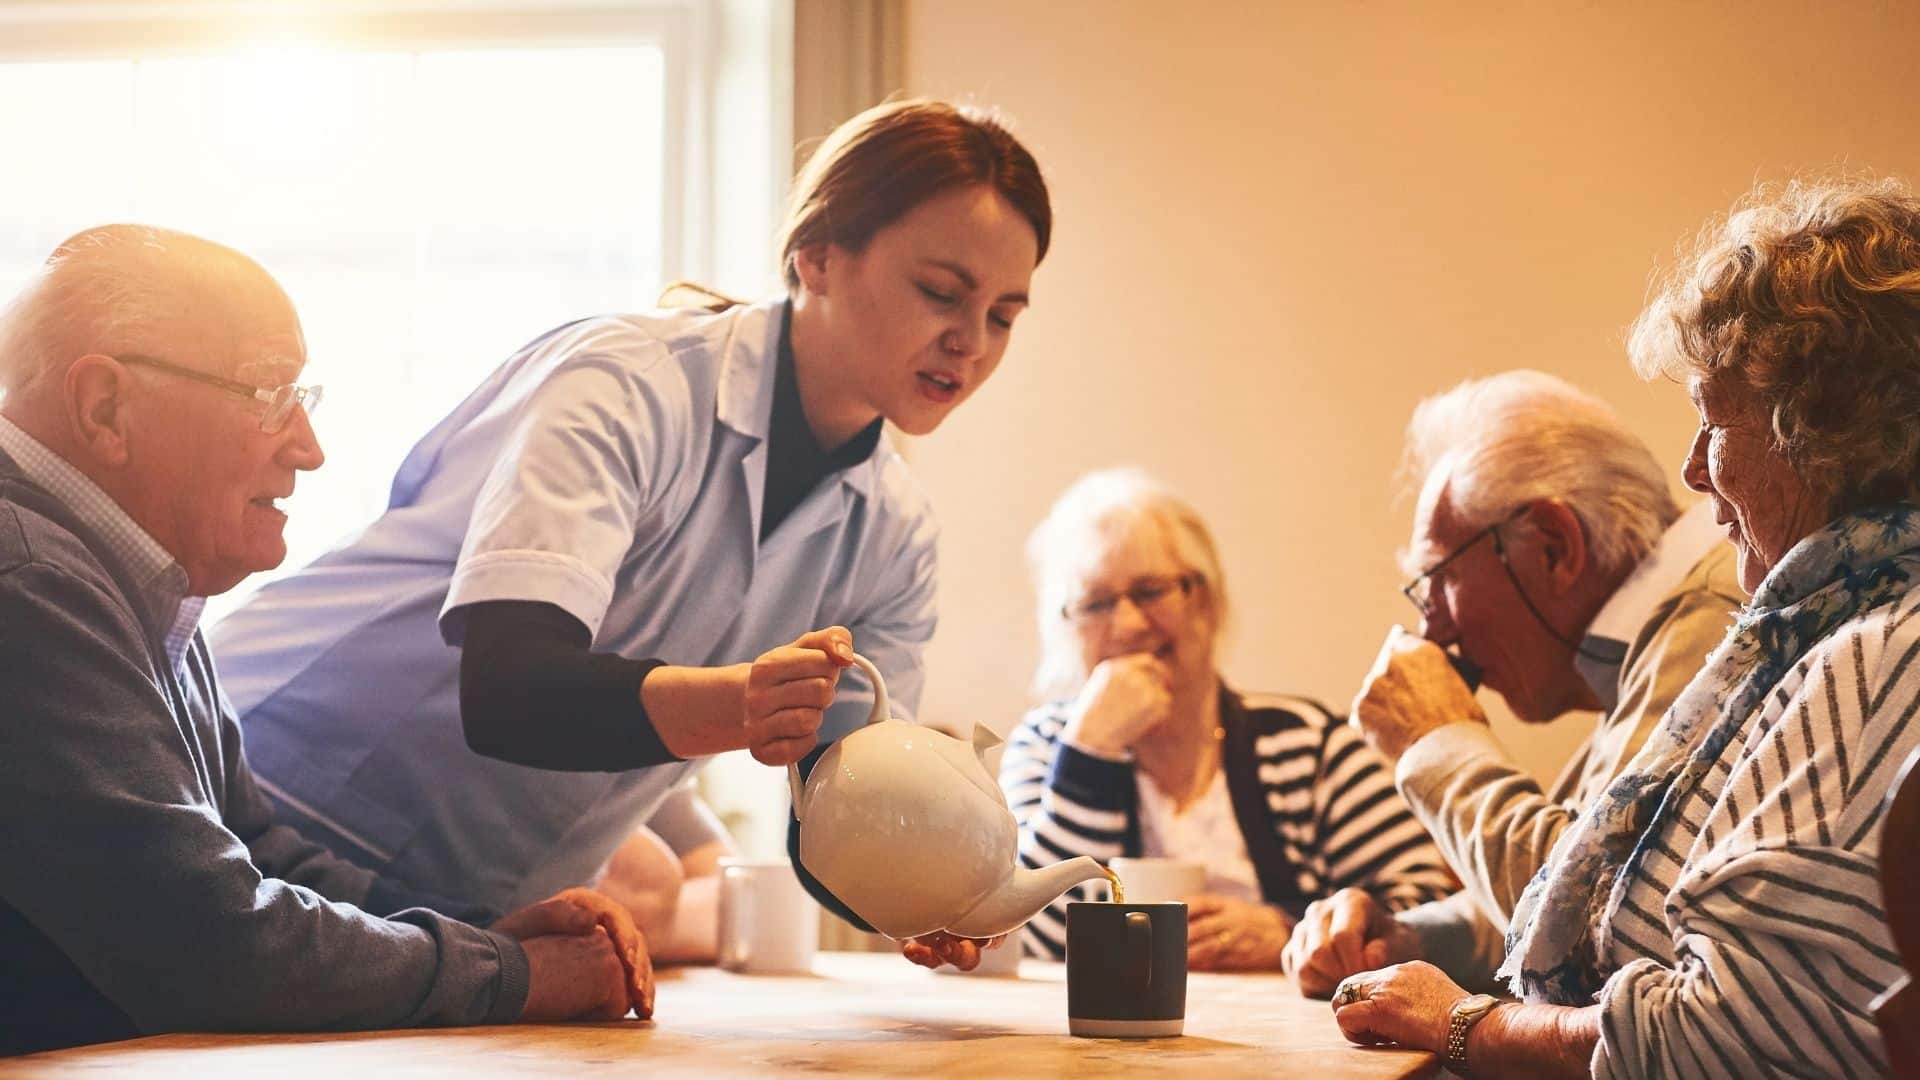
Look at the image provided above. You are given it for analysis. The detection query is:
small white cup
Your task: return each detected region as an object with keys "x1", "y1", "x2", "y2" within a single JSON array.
[
  {"x1": 1107, "y1": 857, "x2": 1206, "y2": 904},
  {"x1": 716, "y1": 859, "x2": 819, "y2": 975}
]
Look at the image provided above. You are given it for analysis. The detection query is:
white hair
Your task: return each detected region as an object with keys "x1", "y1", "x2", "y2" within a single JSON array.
[
  {"x1": 0, "y1": 225, "x2": 264, "y2": 398},
  {"x1": 1026, "y1": 468, "x2": 1228, "y2": 700},
  {"x1": 1400, "y1": 370, "x2": 1680, "y2": 576}
]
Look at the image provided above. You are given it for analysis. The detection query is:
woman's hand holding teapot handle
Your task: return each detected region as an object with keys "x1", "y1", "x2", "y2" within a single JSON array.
[
  {"x1": 743, "y1": 626, "x2": 854, "y2": 765},
  {"x1": 1062, "y1": 653, "x2": 1173, "y2": 757}
]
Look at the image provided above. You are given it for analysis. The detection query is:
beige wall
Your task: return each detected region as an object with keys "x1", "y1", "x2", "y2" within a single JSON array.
[{"x1": 901, "y1": 0, "x2": 1920, "y2": 782}]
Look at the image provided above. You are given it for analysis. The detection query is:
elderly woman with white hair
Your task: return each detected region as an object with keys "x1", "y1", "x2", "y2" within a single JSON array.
[
  {"x1": 1327, "y1": 178, "x2": 1920, "y2": 1077},
  {"x1": 1000, "y1": 468, "x2": 1454, "y2": 968}
]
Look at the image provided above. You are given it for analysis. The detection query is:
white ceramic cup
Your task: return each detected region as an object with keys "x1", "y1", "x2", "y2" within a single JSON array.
[
  {"x1": 716, "y1": 858, "x2": 819, "y2": 975},
  {"x1": 1107, "y1": 857, "x2": 1206, "y2": 904}
]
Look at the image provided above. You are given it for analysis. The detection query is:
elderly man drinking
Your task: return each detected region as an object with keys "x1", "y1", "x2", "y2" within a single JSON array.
[
  {"x1": 0, "y1": 225, "x2": 649, "y2": 1056},
  {"x1": 1283, "y1": 371, "x2": 1743, "y2": 998}
]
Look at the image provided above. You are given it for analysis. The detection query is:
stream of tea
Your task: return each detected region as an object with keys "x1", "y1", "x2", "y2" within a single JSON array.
[{"x1": 1103, "y1": 865, "x2": 1125, "y2": 904}]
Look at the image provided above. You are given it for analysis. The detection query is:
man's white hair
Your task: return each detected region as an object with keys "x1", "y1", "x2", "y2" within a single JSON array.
[
  {"x1": 1026, "y1": 467, "x2": 1228, "y2": 700},
  {"x1": 0, "y1": 225, "x2": 259, "y2": 399},
  {"x1": 1400, "y1": 370, "x2": 1680, "y2": 576}
]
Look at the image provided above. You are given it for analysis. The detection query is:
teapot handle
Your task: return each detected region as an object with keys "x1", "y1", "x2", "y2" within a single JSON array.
[
  {"x1": 786, "y1": 651, "x2": 892, "y2": 822},
  {"x1": 846, "y1": 651, "x2": 891, "y2": 728}
]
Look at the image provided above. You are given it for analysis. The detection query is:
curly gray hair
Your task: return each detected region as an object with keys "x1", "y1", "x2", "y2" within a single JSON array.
[{"x1": 1628, "y1": 176, "x2": 1920, "y2": 510}]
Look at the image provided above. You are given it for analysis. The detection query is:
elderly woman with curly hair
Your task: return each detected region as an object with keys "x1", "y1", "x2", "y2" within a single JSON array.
[{"x1": 1327, "y1": 177, "x2": 1920, "y2": 1077}]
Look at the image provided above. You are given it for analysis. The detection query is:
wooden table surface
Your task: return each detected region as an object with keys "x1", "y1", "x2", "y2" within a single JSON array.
[{"x1": 2, "y1": 952, "x2": 1437, "y2": 1078}]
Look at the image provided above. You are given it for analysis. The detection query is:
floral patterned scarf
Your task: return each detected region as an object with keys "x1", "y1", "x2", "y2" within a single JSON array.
[{"x1": 1500, "y1": 502, "x2": 1920, "y2": 1004}]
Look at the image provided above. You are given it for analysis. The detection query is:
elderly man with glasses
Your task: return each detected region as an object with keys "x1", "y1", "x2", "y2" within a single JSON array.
[
  {"x1": 1281, "y1": 371, "x2": 1742, "y2": 1010},
  {"x1": 0, "y1": 225, "x2": 649, "y2": 1056}
]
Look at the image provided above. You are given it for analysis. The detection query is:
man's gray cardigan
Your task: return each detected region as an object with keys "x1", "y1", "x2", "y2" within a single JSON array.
[{"x1": 0, "y1": 447, "x2": 528, "y2": 1055}]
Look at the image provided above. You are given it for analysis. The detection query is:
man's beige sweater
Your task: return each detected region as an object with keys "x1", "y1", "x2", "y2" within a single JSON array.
[{"x1": 1393, "y1": 530, "x2": 1744, "y2": 989}]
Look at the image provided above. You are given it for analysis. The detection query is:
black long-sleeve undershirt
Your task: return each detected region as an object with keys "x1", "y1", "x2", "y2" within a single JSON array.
[
  {"x1": 456, "y1": 599, "x2": 874, "y2": 932},
  {"x1": 458, "y1": 600, "x2": 673, "y2": 771}
]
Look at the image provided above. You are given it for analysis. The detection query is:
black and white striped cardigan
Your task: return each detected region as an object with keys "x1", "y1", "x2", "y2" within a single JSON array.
[{"x1": 1002, "y1": 684, "x2": 1456, "y2": 959}]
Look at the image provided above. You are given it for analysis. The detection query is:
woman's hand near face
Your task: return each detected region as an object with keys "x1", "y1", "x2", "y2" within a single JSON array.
[
  {"x1": 743, "y1": 627, "x2": 855, "y2": 765},
  {"x1": 1062, "y1": 653, "x2": 1173, "y2": 756},
  {"x1": 1185, "y1": 894, "x2": 1292, "y2": 971}
]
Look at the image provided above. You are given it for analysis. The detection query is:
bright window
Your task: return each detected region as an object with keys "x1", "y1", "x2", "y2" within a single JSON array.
[
  {"x1": 0, "y1": 0, "x2": 800, "y2": 861},
  {"x1": 0, "y1": 27, "x2": 681, "y2": 613},
  {"x1": 0, "y1": 44, "x2": 664, "y2": 614}
]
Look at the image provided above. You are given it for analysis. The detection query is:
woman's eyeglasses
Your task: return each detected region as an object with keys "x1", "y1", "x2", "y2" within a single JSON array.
[{"x1": 1063, "y1": 573, "x2": 1201, "y2": 625}]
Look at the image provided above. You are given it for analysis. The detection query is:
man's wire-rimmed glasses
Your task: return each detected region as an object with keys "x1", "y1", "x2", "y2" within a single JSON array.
[
  {"x1": 1401, "y1": 505, "x2": 1602, "y2": 660},
  {"x1": 1400, "y1": 507, "x2": 1528, "y2": 619},
  {"x1": 118, "y1": 353, "x2": 323, "y2": 435}
]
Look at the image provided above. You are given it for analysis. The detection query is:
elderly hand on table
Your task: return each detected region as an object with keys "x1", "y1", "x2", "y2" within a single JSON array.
[
  {"x1": 1281, "y1": 888, "x2": 1423, "y2": 998},
  {"x1": 1348, "y1": 627, "x2": 1486, "y2": 763},
  {"x1": 494, "y1": 887, "x2": 656, "y2": 1021},
  {"x1": 1185, "y1": 894, "x2": 1292, "y2": 971},
  {"x1": 1328, "y1": 960, "x2": 1475, "y2": 1054}
]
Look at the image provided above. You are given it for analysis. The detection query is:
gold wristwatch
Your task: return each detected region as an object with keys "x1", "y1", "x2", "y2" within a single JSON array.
[{"x1": 1445, "y1": 993, "x2": 1499, "y2": 1066}]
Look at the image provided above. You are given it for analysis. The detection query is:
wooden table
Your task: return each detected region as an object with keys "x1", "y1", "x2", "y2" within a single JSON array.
[{"x1": 2, "y1": 953, "x2": 1437, "y2": 1078}]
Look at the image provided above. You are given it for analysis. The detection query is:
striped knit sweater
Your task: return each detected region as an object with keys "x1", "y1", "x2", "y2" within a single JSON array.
[
  {"x1": 1588, "y1": 586, "x2": 1920, "y2": 1078},
  {"x1": 1002, "y1": 684, "x2": 1455, "y2": 959}
]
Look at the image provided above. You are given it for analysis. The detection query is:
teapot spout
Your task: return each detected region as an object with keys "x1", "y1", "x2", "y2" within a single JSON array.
[{"x1": 945, "y1": 856, "x2": 1110, "y2": 939}]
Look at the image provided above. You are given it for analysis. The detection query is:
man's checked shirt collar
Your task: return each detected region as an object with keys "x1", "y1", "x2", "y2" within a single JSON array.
[{"x1": 0, "y1": 415, "x2": 203, "y2": 669}]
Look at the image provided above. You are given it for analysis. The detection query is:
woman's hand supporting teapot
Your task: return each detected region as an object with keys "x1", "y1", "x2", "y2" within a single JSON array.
[{"x1": 900, "y1": 930, "x2": 1010, "y2": 970}]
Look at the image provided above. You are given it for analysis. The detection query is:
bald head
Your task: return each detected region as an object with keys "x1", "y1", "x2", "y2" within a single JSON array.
[
  {"x1": 0, "y1": 224, "x2": 300, "y2": 402},
  {"x1": 0, "y1": 224, "x2": 321, "y2": 596}
]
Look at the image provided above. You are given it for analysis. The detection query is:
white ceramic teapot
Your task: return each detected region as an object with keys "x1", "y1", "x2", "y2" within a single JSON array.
[{"x1": 788, "y1": 653, "x2": 1111, "y2": 940}]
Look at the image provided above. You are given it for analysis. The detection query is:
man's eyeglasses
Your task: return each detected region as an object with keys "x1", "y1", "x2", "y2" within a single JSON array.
[
  {"x1": 117, "y1": 353, "x2": 323, "y2": 435},
  {"x1": 1063, "y1": 573, "x2": 1200, "y2": 625},
  {"x1": 1400, "y1": 507, "x2": 1528, "y2": 619}
]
